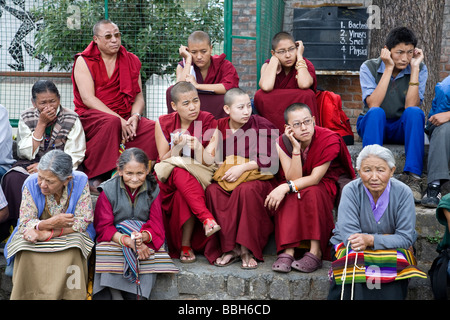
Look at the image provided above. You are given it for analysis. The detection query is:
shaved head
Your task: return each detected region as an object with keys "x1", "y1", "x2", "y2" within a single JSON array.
[{"x1": 188, "y1": 30, "x2": 211, "y2": 46}]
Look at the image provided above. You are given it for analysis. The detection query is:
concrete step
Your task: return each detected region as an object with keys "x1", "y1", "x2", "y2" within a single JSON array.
[
  {"x1": 0, "y1": 251, "x2": 435, "y2": 300},
  {"x1": 0, "y1": 204, "x2": 442, "y2": 300},
  {"x1": 346, "y1": 142, "x2": 430, "y2": 175}
]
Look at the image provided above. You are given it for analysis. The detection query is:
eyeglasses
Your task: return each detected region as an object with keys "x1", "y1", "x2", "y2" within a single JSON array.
[
  {"x1": 274, "y1": 46, "x2": 296, "y2": 55},
  {"x1": 96, "y1": 32, "x2": 121, "y2": 40},
  {"x1": 289, "y1": 118, "x2": 313, "y2": 129}
]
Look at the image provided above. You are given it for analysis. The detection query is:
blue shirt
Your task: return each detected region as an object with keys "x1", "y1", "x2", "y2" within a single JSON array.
[
  {"x1": 428, "y1": 75, "x2": 450, "y2": 118},
  {"x1": 360, "y1": 61, "x2": 428, "y2": 106}
]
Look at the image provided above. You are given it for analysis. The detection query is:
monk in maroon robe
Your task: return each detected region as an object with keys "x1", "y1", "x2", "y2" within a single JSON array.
[
  {"x1": 204, "y1": 88, "x2": 279, "y2": 268},
  {"x1": 254, "y1": 32, "x2": 319, "y2": 131},
  {"x1": 155, "y1": 81, "x2": 221, "y2": 263},
  {"x1": 265, "y1": 103, "x2": 355, "y2": 273},
  {"x1": 72, "y1": 20, "x2": 157, "y2": 189},
  {"x1": 166, "y1": 31, "x2": 239, "y2": 119}
]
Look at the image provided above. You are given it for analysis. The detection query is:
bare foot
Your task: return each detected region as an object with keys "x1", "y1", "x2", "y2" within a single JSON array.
[{"x1": 214, "y1": 248, "x2": 240, "y2": 266}]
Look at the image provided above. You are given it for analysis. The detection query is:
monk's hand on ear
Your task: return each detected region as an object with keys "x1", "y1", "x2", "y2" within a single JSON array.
[
  {"x1": 285, "y1": 126, "x2": 301, "y2": 153},
  {"x1": 179, "y1": 45, "x2": 191, "y2": 60},
  {"x1": 295, "y1": 40, "x2": 305, "y2": 59}
]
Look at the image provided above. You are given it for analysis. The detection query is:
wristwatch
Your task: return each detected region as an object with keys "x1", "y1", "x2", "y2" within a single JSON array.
[{"x1": 131, "y1": 112, "x2": 141, "y2": 120}]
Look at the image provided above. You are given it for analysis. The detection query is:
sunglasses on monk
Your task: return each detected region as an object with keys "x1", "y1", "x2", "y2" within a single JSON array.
[{"x1": 96, "y1": 32, "x2": 121, "y2": 40}]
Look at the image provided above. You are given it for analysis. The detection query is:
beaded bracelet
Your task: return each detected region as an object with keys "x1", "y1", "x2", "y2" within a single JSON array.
[{"x1": 287, "y1": 180, "x2": 301, "y2": 199}]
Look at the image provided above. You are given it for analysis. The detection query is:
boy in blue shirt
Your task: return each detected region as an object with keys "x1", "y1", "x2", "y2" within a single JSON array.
[{"x1": 357, "y1": 27, "x2": 427, "y2": 202}]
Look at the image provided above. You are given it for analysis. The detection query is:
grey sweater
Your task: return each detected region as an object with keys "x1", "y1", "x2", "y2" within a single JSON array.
[{"x1": 330, "y1": 178, "x2": 417, "y2": 250}]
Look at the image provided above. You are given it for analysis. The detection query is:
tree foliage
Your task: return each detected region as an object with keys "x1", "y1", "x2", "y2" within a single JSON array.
[{"x1": 32, "y1": 0, "x2": 224, "y2": 82}]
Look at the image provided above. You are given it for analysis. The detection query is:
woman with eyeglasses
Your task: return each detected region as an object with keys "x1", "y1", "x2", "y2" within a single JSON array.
[
  {"x1": 265, "y1": 103, "x2": 355, "y2": 274},
  {"x1": 253, "y1": 31, "x2": 319, "y2": 131}
]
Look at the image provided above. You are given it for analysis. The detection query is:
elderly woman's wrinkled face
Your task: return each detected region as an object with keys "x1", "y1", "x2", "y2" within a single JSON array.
[
  {"x1": 358, "y1": 156, "x2": 395, "y2": 197},
  {"x1": 118, "y1": 159, "x2": 149, "y2": 192},
  {"x1": 37, "y1": 170, "x2": 70, "y2": 196},
  {"x1": 32, "y1": 91, "x2": 60, "y2": 114}
]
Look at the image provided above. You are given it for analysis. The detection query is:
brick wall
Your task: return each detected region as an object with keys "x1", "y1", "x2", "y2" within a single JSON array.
[{"x1": 230, "y1": 0, "x2": 257, "y2": 97}]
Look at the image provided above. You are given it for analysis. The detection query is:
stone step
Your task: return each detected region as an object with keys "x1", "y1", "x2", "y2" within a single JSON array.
[
  {"x1": 347, "y1": 142, "x2": 430, "y2": 175},
  {"x1": 0, "y1": 252, "x2": 435, "y2": 300},
  {"x1": 0, "y1": 203, "x2": 442, "y2": 300}
]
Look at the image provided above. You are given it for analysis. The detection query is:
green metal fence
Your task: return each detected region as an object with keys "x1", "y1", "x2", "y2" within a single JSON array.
[{"x1": 0, "y1": 0, "x2": 224, "y2": 127}]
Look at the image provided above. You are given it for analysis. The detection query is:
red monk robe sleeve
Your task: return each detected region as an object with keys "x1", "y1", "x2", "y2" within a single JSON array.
[
  {"x1": 94, "y1": 192, "x2": 118, "y2": 243},
  {"x1": 205, "y1": 57, "x2": 239, "y2": 91},
  {"x1": 140, "y1": 193, "x2": 165, "y2": 251},
  {"x1": 312, "y1": 138, "x2": 340, "y2": 169},
  {"x1": 218, "y1": 60, "x2": 240, "y2": 91}
]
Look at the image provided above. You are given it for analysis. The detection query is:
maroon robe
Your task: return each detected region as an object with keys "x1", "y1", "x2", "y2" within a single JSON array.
[
  {"x1": 166, "y1": 54, "x2": 240, "y2": 119},
  {"x1": 275, "y1": 126, "x2": 355, "y2": 261},
  {"x1": 72, "y1": 42, "x2": 157, "y2": 178},
  {"x1": 205, "y1": 115, "x2": 278, "y2": 263},
  {"x1": 156, "y1": 111, "x2": 218, "y2": 261},
  {"x1": 254, "y1": 57, "x2": 319, "y2": 131}
]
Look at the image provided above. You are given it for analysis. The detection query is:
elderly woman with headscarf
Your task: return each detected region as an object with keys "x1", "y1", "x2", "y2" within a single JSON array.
[
  {"x1": 5, "y1": 150, "x2": 95, "y2": 300},
  {"x1": 328, "y1": 144, "x2": 427, "y2": 300}
]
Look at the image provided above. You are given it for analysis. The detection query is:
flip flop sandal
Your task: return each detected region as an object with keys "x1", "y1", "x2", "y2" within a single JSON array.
[
  {"x1": 272, "y1": 253, "x2": 294, "y2": 273},
  {"x1": 203, "y1": 218, "x2": 221, "y2": 237},
  {"x1": 291, "y1": 252, "x2": 322, "y2": 273},
  {"x1": 180, "y1": 246, "x2": 197, "y2": 263},
  {"x1": 214, "y1": 251, "x2": 240, "y2": 267},
  {"x1": 241, "y1": 253, "x2": 258, "y2": 270}
]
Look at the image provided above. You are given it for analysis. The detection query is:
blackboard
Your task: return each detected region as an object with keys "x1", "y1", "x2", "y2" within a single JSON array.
[{"x1": 293, "y1": 6, "x2": 369, "y2": 71}]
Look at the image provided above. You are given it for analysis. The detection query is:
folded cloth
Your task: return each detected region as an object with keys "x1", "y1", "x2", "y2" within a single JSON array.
[
  {"x1": 154, "y1": 156, "x2": 217, "y2": 190},
  {"x1": 212, "y1": 155, "x2": 274, "y2": 192}
]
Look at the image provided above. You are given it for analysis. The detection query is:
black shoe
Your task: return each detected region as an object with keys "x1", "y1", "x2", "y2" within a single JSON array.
[{"x1": 421, "y1": 184, "x2": 441, "y2": 208}]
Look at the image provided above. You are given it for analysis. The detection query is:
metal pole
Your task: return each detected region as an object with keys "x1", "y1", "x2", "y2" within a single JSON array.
[
  {"x1": 105, "y1": 0, "x2": 109, "y2": 19},
  {"x1": 223, "y1": 0, "x2": 232, "y2": 60}
]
